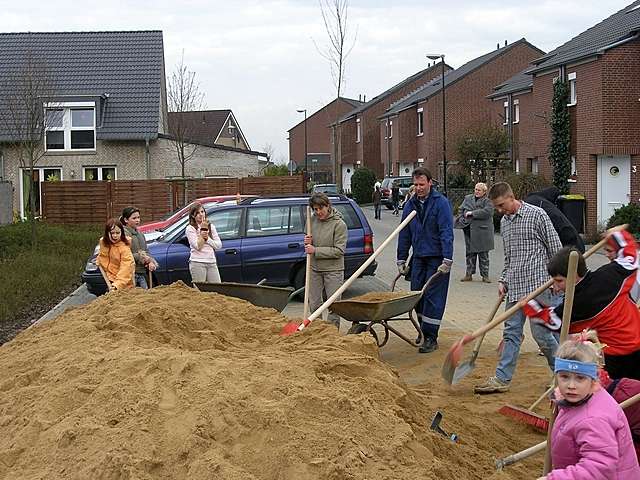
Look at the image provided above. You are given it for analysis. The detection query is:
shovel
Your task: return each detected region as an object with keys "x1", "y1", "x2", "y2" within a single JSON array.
[
  {"x1": 450, "y1": 293, "x2": 504, "y2": 384},
  {"x1": 302, "y1": 207, "x2": 312, "y2": 321},
  {"x1": 98, "y1": 265, "x2": 114, "y2": 292},
  {"x1": 441, "y1": 224, "x2": 628, "y2": 385},
  {"x1": 281, "y1": 209, "x2": 418, "y2": 335}
]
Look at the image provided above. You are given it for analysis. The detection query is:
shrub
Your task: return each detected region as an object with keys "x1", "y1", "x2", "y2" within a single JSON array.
[
  {"x1": 503, "y1": 173, "x2": 552, "y2": 199},
  {"x1": 351, "y1": 167, "x2": 376, "y2": 204},
  {"x1": 448, "y1": 172, "x2": 473, "y2": 189},
  {"x1": 606, "y1": 202, "x2": 640, "y2": 238}
]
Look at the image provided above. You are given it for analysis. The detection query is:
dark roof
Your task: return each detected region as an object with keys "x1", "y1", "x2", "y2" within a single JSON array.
[
  {"x1": 0, "y1": 31, "x2": 164, "y2": 141},
  {"x1": 339, "y1": 62, "x2": 451, "y2": 123},
  {"x1": 527, "y1": 1, "x2": 640, "y2": 73},
  {"x1": 168, "y1": 110, "x2": 232, "y2": 144},
  {"x1": 288, "y1": 97, "x2": 363, "y2": 131},
  {"x1": 488, "y1": 70, "x2": 533, "y2": 99},
  {"x1": 383, "y1": 39, "x2": 544, "y2": 117}
]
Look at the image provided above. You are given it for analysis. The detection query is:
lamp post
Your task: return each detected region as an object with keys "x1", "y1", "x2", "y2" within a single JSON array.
[
  {"x1": 296, "y1": 109, "x2": 308, "y2": 178},
  {"x1": 427, "y1": 54, "x2": 447, "y2": 196},
  {"x1": 312, "y1": 158, "x2": 318, "y2": 182}
]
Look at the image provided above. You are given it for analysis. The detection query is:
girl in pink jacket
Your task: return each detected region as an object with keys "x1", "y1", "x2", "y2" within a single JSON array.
[{"x1": 540, "y1": 338, "x2": 639, "y2": 480}]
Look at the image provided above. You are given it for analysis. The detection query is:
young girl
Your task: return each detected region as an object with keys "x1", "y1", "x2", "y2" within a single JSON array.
[
  {"x1": 121, "y1": 206, "x2": 157, "y2": 289},
  {"x1": 540, "y1": 337, "x2": 640, "y2": 479},
  {"x1": 97, "y1": 218, "x2": 135, "y2": 291},
  {"x1": 185, "y1": 203, "x2": 222, "y2": 283}
]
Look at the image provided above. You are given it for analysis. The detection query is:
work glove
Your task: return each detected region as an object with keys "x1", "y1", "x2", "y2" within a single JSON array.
[
  {"x1": 523, "y1": 299, "x2": 561, "y2": 330},
  {"x1": 437, "y1": 259, "x2": 453, "y2": 275},
  {"x1": 397, "y1": 261, "x2": 408, "y2": 275}
]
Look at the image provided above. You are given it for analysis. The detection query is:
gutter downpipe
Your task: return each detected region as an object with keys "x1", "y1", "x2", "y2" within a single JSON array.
[{"x1": 145, "y1": 137, "x2": 151, "y2": 179}]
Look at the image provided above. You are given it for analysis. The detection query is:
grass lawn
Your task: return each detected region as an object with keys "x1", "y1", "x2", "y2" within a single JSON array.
[{"x1": 0, "y1": 222, "x2": 101, "y2": 325}]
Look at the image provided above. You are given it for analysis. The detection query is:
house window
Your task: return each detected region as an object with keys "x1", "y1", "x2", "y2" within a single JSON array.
[
  {"x1": 503, "y1": 101, "x2": 509, "y2": 125},
  {"x1": 45, "y1": 102, "x2": 96, "y2": 151},
  {"x1": 568, "y1": 72, "x2": 577, "y2": 106},
  {"x1": 515, "y1": 158, "x2": 520, "y2": 173},
  {"x1": 513, "y1": 99, "x2": 520, "y2": 124},
  {"x1": 83, "y1": 166, "x2": 116, "y2": 181},
  {"x1": 530, "y1": 158, "x2": 539, "y2": 174},
  {"x1": 417, "y1": 108, "x2": 424, "y2": 136},
  {"x1": 571, "y1": 155, "x2": 577, "y2": 175},
  {"x1": 356, "y1": 118, "x2": 361, "y2": 143},
  {"x1": 20, "y1": 167, "x2": 62, "y2": 218}
]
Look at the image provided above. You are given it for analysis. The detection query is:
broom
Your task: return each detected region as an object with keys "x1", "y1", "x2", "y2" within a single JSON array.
[{"x1": 498, "y1": 250, "x2": 579, "y2": 432}]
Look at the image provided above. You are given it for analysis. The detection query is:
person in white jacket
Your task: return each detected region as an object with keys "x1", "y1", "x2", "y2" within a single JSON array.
[{"x1": 185, "y1": 203, "x2": 222, "y2": 283}]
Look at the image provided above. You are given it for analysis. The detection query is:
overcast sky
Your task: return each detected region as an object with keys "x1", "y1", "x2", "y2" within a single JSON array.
[{"x1": 2, "y1": 0, "x2": 633, "y2": 162}]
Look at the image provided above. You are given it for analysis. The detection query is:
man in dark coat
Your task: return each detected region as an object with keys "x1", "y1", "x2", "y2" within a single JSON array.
[
  {"x1": 524, "y1": 186, "x2": 585, "y2": 253},
  {"x1": 457, "y1": 182, "x2": 495, "y2": 282}
]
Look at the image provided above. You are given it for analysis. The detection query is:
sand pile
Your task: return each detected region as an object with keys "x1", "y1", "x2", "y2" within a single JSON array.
[{"x1": 0, "y1": 283, "x2": 533, "y2": 479}]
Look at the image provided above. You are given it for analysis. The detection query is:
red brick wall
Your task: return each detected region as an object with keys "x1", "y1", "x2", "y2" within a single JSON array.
[
  {"x1": 407, "y1": 41, "x2": 544, "y2": 181},
  {"x1": 341, "y1": 65, "x2": 447, "y2": 178},
  {"x1": 289, "y1": 98, "x2": 359, "y2": 167}
]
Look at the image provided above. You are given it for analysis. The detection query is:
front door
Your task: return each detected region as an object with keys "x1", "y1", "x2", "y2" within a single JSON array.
[{"x1": 597, "y1": 155, "x2": 630, "y2": 225}]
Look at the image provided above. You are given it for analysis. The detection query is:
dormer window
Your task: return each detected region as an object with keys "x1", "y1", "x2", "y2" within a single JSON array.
[{"x1": 45, "y1": 102, "x2": 96, "y2": 151}]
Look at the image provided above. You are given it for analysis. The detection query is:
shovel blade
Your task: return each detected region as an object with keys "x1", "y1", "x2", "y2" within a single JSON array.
[
  {"x1": 280, "y1": 321, "x2": 300, "y2": 336},
  {"x1": 451, "y1": 359, "x2": 475, "y2": 385},
  {"x1": 441, "y1": 335, "x2": 473, "y2": 385}
]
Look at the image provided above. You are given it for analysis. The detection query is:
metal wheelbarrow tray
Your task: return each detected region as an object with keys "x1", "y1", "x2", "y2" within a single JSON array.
[
  {"x1": 194, "y1": 281, "x2": 296, "y2": 312},
  {"x1": 328, "y1": 271, "x2": 442, "y2": 348},
  {"x1": 329, "y1": 290, "x2": 424, "y2": 348}
]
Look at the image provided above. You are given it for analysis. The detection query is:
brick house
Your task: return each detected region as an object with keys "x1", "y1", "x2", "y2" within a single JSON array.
[
  {"x1": 288, "y1": 97, "x2": 363, "y2": 185},
  {"x1": 168, "y1": 110, "x2": 251, "y2": 150},
  {"x1": 0, "y1": 31, "x2": 263, "y2": 218},
  {"x1": 379, "y1": 39, "x2": 544, "y2": 190},
  {"x1": 489, "y1": 2, "x2": 640, "y2": 233},
  {"x1": 337, "y1": 63, "x2": 450, "y2": 186}
]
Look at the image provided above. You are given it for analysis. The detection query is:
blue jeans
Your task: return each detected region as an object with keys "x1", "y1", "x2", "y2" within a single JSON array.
[
  {"x1": 135, "y1": 273, "x2": 149, "y2": 289},
  {"x1": 495, "y1": 289, "x2": 560, "y2": 383}
]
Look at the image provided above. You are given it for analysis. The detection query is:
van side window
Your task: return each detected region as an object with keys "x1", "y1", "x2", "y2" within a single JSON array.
[
  {"x1": 332, "y1": 204, "x2": 362, "y2": 229},
  {"x1": 246, "y1": 206, "x2": 290, "y2": 237},
  {"x1": 289, "y1": 206, "x2": 304, "y2": 234}
]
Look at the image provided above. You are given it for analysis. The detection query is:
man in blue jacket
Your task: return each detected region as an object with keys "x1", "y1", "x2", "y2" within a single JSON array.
[{"x1": 397, "y1": 167, "x2": 453, "y2": 353}]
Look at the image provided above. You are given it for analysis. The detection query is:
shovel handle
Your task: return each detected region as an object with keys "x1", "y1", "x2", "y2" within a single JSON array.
[
  {"x1": 470, "y1": 293, "x2": 505, "y2": 354},
  {"x1": 305, "y1": 210, "x2": 417, "y2": 324},
  {"x1": 98, "y1": 265, "x2": 113, "y2": 291},
  {"x1": 303, "y1": 206, "x2": 312, "y2": 320},
  {"x1": 467, "y1": 233, "x2": 613, "y2": 343}
]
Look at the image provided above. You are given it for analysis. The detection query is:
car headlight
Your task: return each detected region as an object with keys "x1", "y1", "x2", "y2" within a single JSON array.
[{"x1": 85, "y1": 258, "x2": 98, "y2": 272}]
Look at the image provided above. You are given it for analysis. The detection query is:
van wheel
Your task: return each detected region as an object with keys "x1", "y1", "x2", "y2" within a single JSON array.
[{"x1": 293, "y1": 264, "x2": 306, "y2": 290}]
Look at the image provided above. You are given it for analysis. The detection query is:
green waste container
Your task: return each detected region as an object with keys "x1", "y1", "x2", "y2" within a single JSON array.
[{"x1": 557, "y1": 194, "x2": 585, "y2": 233}]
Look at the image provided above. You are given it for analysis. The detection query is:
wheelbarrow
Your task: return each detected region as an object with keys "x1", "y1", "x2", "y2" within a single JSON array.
[
  {"x1": 328, "y1": 271, "x2": 441, "y2": 347},
  {"x1": 194, "y1": 280, "x2": 304, "y2": 313}
]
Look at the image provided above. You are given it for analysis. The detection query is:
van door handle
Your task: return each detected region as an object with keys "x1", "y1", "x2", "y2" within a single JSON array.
[
  {"x1": 288, "y1": 243, "x2": 300, "y2": 249},
  {"x1": 225, "y1": 249, "x2": 238, "y2": 255}
]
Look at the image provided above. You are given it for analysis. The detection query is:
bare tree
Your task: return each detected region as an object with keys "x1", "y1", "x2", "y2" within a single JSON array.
[
  {"x1": 316, "y1": 0, "x2": 356, "y2": 191},
  {"x1": 167, "y1": 51, "x2": 205, "y2": 204},
  {"x1": 0, "y1": 52, "x2": 57, "y2": 246}
]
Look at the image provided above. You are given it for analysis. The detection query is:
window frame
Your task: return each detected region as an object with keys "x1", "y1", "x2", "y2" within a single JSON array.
[
  {"x1": 513, "y1": 99, "x2": 520, "y2": 124},
  {"x1": 355, "y1": 118, "x2": 361, "y2": 143},
  {"x1": 417, "y1": 108, "x2": 424, "y2": 136},
  {"x1": 503, "y1": 101, "x2": 509, "y2": 125},
  {"x1": 568, "y1": 73, "x2": 577, "y2": 106},
  {"x1": 82, "y1": 166, "x2": 117, "y2": 181},
  {"x1": 44, "y1": 101, "x2": 96, "y2": 152}
]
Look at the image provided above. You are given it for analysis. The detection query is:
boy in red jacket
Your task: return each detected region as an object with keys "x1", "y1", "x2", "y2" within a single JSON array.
[{"x1": 524, "y1": 229, "x2": 640, "y2": 380}]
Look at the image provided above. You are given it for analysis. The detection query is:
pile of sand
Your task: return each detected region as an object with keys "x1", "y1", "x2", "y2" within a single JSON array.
[{"x1": 0, "y1": 283, "x2": 536, "y2": 479}]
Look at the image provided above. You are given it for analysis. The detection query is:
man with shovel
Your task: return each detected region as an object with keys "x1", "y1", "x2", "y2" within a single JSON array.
[
  {"x1": 474, "y1": 182, "x2": 562, "y2": 394},
  {"x1": 397, "y1": 167, "x2": 453, "y2": 353}
]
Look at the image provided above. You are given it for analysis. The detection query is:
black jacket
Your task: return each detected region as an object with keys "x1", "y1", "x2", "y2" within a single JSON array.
[{"x1": 524, "y1": 186, "x2": 585, "y2": 253}]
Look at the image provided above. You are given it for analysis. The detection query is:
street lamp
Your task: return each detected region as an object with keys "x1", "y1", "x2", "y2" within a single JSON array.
[
  {"x1": 296, "y1": 109, "x2": 308, "y2": 177},
  {"x1": 427, "y1": 54, "x2": 447, "y2": 196}
]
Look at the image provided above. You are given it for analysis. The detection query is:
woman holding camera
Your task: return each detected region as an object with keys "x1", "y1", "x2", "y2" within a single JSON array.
[{"x1": 186, "y1": 202, "x2": 222, "y2": 283}]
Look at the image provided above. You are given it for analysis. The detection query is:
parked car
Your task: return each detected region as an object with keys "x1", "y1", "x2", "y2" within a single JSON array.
[
  {"x1": 138, "y1": 195, "x2": 255, "y2": 239},
  {"x1": 380, "y1": 175, "x2": 441, "y2": 209},
  {"x1": 311, "y1": 183, "x2": 339, "y2": 195},
  {"x1": 82, "y1": 195, "x2": 376, "y2": 295}
]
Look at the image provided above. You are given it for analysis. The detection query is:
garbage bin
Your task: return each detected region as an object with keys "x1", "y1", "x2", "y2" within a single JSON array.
[{"x1": 557, "y1": 194, "x2": 586, "y2": 234}]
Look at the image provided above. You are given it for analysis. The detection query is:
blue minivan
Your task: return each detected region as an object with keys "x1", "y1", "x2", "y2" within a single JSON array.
[{"x1": 82, "y1": 195, "x2": 376, "y2": 295}]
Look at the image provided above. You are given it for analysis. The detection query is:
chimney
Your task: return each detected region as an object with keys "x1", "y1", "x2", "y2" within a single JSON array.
[
  {"x1": 359, "y1": 94, "x2": 361, "y2": 101},
  {"x1": 497, "y1": 43, "x2": 500, "y2": 49},
  {"x1": 504, "y1": 40, "x2": 507, "y2": 47},
  {"x1": 363, "y1": 95, "x2": 366, "y2": 102}
]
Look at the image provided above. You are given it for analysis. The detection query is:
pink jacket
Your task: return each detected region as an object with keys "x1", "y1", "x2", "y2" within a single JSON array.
[{"x1": 548, "y1": 388, "x2": 640, "y2": 480}]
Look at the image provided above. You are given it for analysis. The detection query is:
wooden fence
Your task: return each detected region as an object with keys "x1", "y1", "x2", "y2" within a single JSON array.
[{"x1": 42, "y1": 175, "x2": 306, "y2": 225}]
